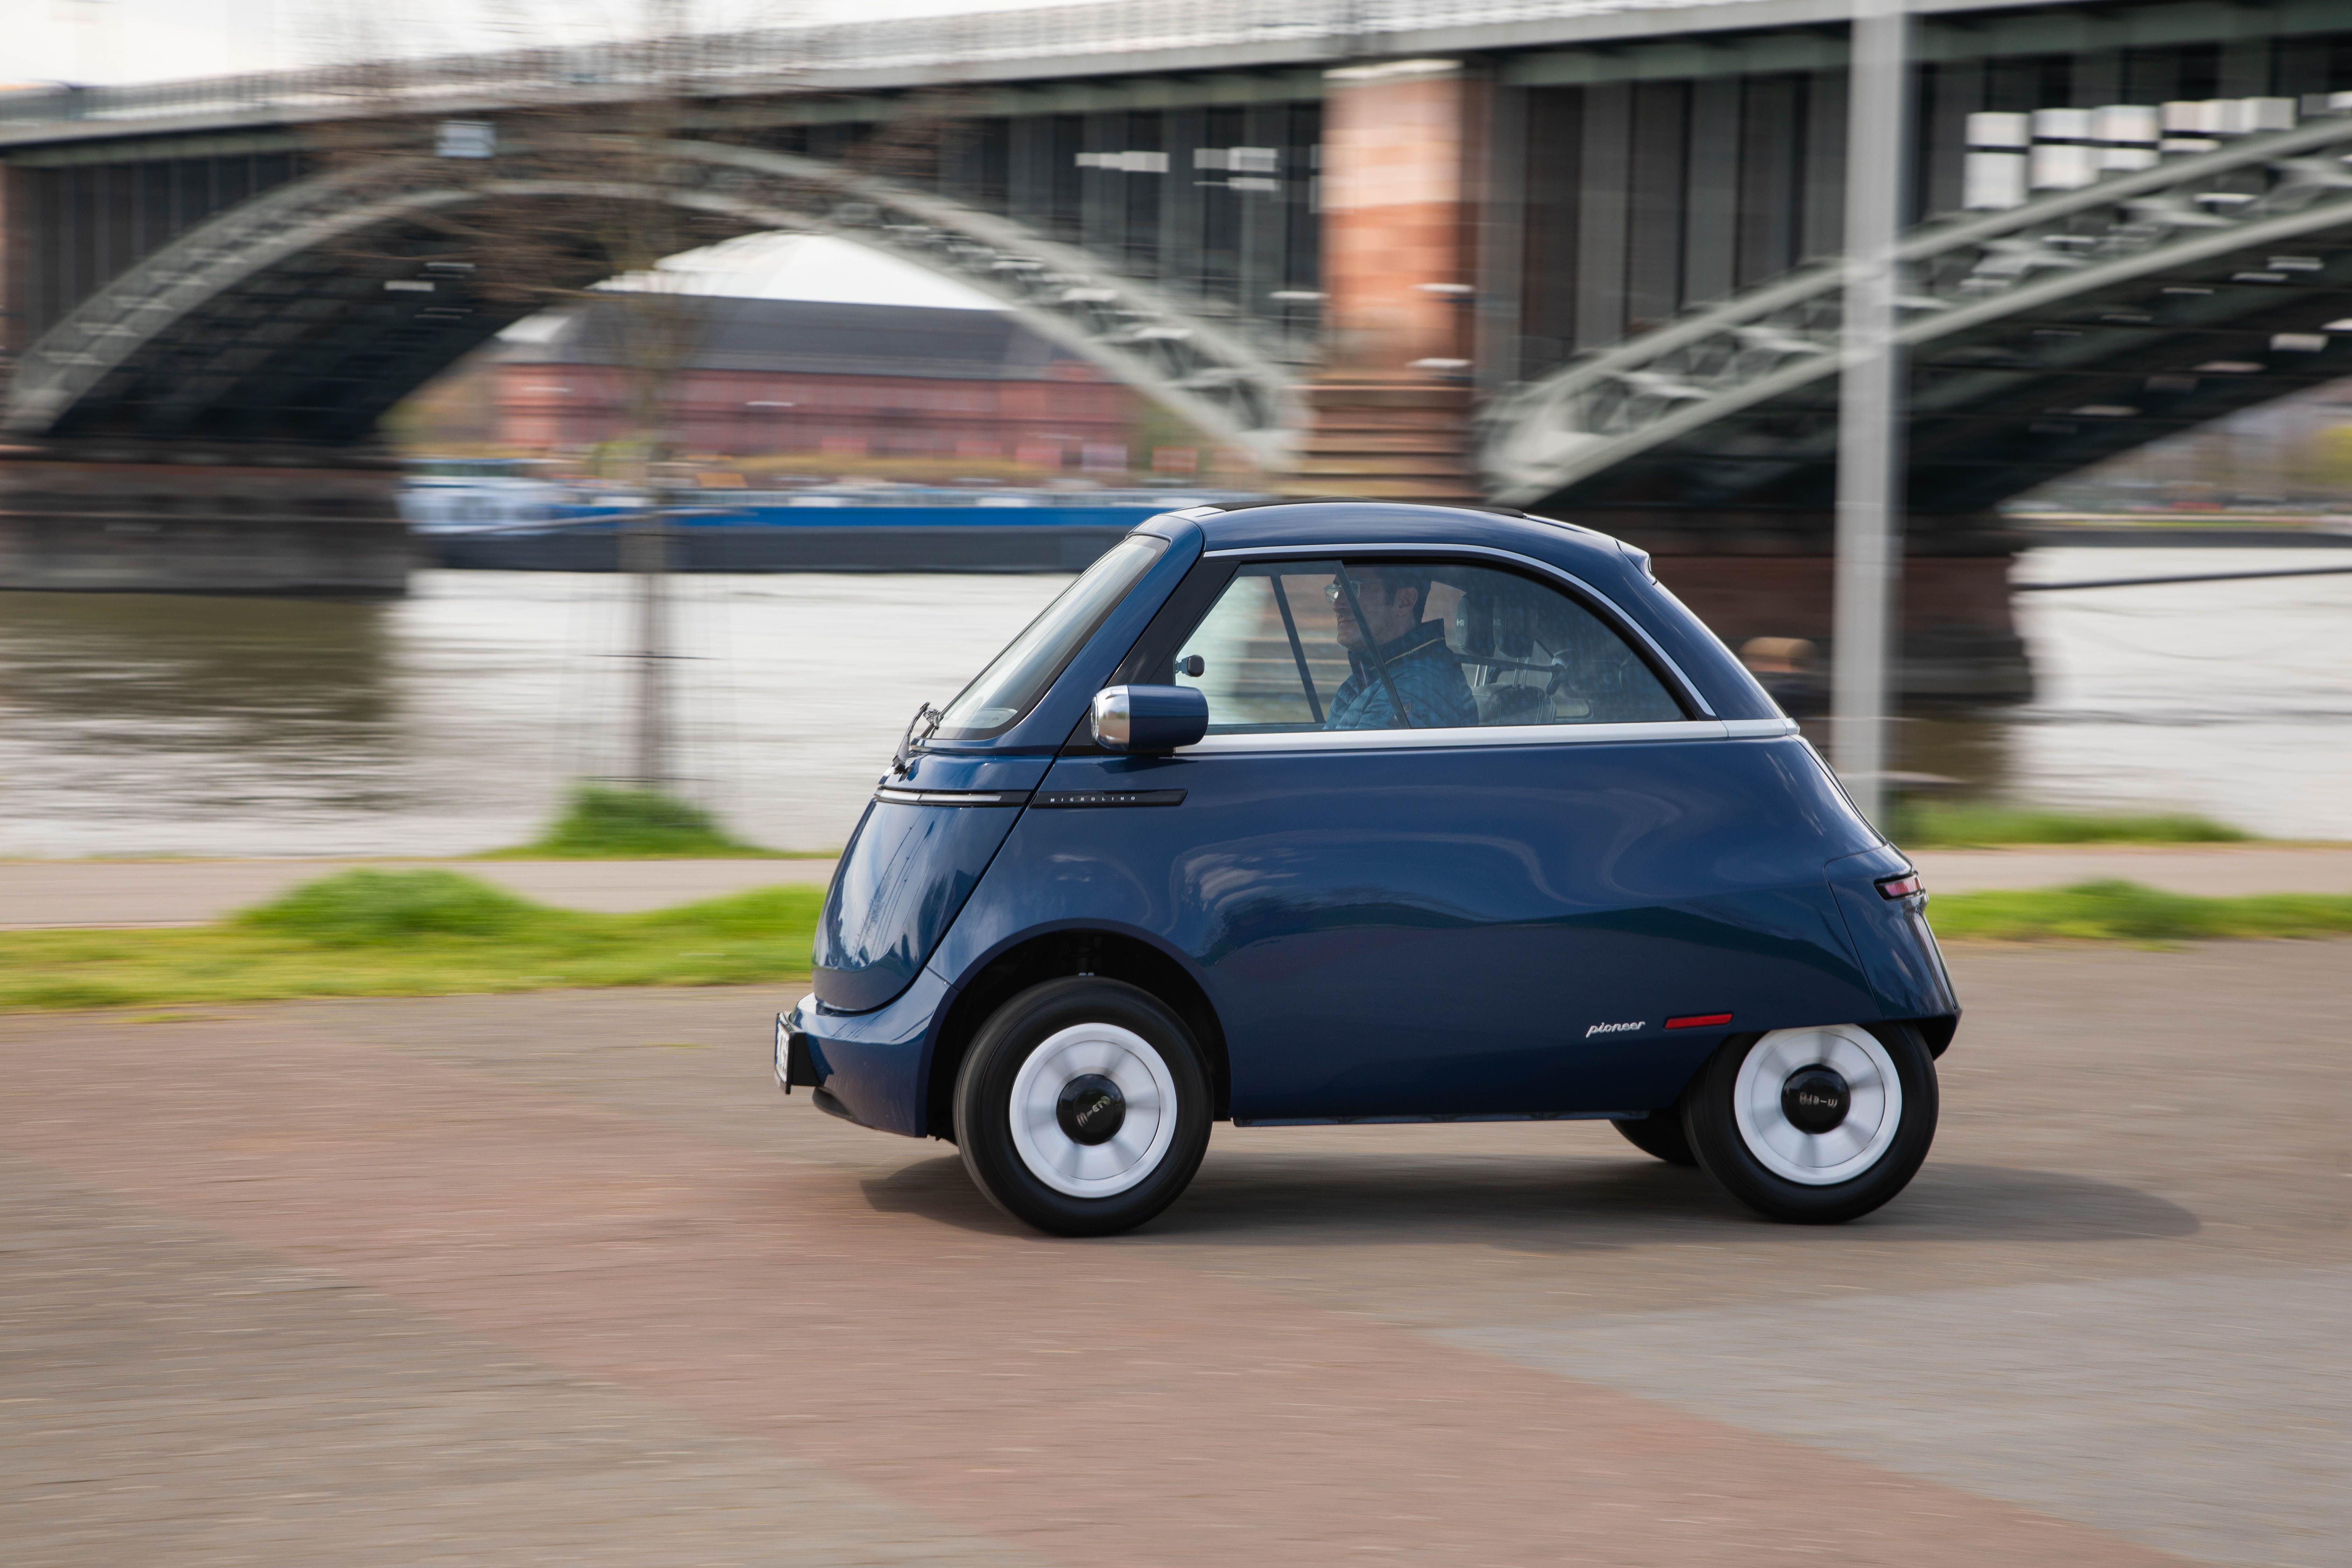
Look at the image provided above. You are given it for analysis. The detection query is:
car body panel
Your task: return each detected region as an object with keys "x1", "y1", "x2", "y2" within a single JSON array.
[
  {"x1": 888, "y1": 754, "x2": 1057, "y2": 794},
  {"x1": 808, "y1": 527, "x2": 1202, "y2": 1015},
  {"x1": 1825, "y1": 844, "x2": 1961, "y2": 1027},
  {"x1": 791, "y1": 967, "x2": 950, "y2": 1135},
  {"x1": 930, "y1": 735, "x2": 1878, "y2": 1124},
  {"x1": 812, "y1": 793, "x2": 1032, "y2": 1013}
]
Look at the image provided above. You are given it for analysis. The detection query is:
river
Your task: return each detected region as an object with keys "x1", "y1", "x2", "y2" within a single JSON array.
[{"x1": 1, "y1": 547, "x2": 2346, "y2": 859}]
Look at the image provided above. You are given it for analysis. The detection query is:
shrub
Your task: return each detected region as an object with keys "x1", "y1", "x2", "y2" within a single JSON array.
[
  {"x1": 240, "y1": 868, "x2": 553, "y2": 947},
  {"x1": 515, "y1": 784, "x2": 766, "y2": 858}
]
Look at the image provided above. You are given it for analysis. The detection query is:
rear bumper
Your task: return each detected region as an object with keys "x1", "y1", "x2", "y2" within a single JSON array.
[
  {"x1": 777, "y1": 966, "x2": 953, "y2": 1137},
  {"x1": 1825, "y1": 846, "x2": 1961, "y2": 1031}
]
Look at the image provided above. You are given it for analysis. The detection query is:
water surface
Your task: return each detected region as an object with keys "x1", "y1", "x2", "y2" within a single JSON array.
[{"x1": 0, "y1": 547, "x2": 2344, "y2": 858}]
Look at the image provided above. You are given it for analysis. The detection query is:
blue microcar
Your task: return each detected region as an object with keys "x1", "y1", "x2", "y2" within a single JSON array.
[{"x1": 777, "y1": 501, "x2": 1957, "y2": 1235}]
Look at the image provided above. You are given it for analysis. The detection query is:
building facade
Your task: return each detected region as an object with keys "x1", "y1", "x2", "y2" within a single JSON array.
[{"x1": 488, "y1": 297, "x2": 1154, "y2": 472}]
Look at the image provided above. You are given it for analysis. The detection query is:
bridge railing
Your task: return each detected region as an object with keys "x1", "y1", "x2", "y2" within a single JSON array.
[{"x1": 0, "y1": 0, "x2": 1772, "y2": 130}]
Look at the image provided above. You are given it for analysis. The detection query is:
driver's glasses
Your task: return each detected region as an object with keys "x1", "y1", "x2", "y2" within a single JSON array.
[{"x1": 1323, "y1": 578, "x2": 1373, "y2": 604}]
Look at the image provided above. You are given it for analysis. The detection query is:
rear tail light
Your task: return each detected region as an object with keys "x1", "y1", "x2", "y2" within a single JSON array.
[{"x1": 1876, "y1": 871, "x2": 1924, "y2": 900}]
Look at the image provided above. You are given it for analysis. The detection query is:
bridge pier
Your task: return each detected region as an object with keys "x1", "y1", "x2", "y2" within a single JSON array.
[
  {"x1": 1289, "y1": 59, "x2": 1482, "y2": 503},
  {"x1": 1575, "y1": 511, "x2": 2033, "y2": 706},
  {"x1": 1298, "y1": 59, "x2": 2028, "y2": 705},
  {"x1": 0, "y1": 446, "x2": 411, "y2": 596}
]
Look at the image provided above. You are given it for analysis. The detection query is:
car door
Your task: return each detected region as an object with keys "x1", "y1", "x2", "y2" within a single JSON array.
[{"x1": 1033, "y1": 550, "x2": 1868, "y2": 1123}]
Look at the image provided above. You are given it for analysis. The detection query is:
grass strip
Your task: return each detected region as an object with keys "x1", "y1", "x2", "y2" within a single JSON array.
[
  {"x1": 1930, "y1": 879, "x2": 2352, "y2": 944},
  {"x1": 481, "y1": 783, "x2": 824, "y2": 859},
  {"x1": 1892, "y1": 800, "x2": 2249, "y2": 848},
  {"x1": 0, "y1": 869, "x2": 822, "y2": 1012},
  {"x1": 9, "y1": 871, "x2": 2347, "y2": 1013}
]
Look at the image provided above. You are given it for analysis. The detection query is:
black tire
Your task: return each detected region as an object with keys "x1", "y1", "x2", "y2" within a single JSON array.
[
  {"x1": 1612, "y1": 1112, "x2": 1697, "y2": 1166},
  {"x1": 1684, "y1": 1023, "x2": 1938, "y2": 1224},
  {"x1": 953, "y1": 977, "x2": 1212, "y2": 1237}
]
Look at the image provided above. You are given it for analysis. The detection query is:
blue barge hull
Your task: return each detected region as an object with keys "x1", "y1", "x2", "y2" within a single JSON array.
[{"x1": 426, "y1": 505, "x2": 1191, "y2": 574}]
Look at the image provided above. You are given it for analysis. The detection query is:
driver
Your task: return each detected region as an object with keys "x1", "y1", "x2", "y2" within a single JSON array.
[{"x1": 1324, "y1": 566, "x2": 1477, "y2": 730}]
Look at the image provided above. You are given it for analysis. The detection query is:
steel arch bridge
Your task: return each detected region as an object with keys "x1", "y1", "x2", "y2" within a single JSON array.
[
  {"x1": 21, "y1": 113, "x2": 2352, "y2": 524},
  {"x1": 2, "y1": 136, "x2": 1307, "y2": 467},
  {"x1": 1481, "y1": 108, "x2": 2352, "y2": 523}
]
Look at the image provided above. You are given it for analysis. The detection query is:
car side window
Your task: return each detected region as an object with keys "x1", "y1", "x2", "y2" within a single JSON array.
[
  {"x1": 1175, "y1": 558, "x2": 1685, "y2": 733},
  {"x1": 1174, "y1": 564, "x2": 1346, "y2": 732}
]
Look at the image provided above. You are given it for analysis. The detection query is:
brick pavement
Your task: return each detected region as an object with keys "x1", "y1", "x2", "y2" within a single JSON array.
[
  {"x1": 4, "y1": 939, "x2": 2346, "y2": 1565},
  {"x1": 0, "y1": 1156, "x2": 1044, "y2": 1568}
]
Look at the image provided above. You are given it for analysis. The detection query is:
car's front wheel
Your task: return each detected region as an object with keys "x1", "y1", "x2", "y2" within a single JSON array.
[
  {"x1": 953, "y1": 977, "x2": 1212, "y2": 1237},
  {"x1": 1684, "y1": 1023, "x2": 1937, "y2": 1223}
]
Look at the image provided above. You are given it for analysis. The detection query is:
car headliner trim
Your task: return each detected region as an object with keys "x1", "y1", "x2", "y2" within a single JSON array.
[{"x1": 1199, "y1": 540, "x2": 1717, "y2": 717}]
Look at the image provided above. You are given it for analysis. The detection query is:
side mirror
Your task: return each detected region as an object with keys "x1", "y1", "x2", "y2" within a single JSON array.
[{"x1": 1090, "y1": 685, "x2": 1209, "y2": 752}]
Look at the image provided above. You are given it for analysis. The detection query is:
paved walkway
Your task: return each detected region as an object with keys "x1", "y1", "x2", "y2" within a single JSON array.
[
  {"x1": 2, "y1": 941, "x2": 2345, "y2": 1564},
  {"x1": 1912, "y1": 843, "x2": 2352, "y2": 896},
  {"x1": 3, "y1": 845, "x2": 2348, "y2": 929}
]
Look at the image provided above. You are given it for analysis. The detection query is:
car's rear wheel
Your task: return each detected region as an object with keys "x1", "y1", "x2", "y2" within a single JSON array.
[
  {"x1": 954, "y1": 977, "x2": 1212, "y2": 1237},
  {"x1": 1684, "y1": 1023, "x2": 1937, "y2": 1223},
  {"x1": 1612, "y1": 1112, "x2": 1696, "y2": 1166}
]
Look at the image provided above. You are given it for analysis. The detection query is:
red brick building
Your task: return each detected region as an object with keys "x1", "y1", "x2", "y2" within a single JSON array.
[{"x1": 493, "y1": 297, "x2": 1149, "y2": 471}]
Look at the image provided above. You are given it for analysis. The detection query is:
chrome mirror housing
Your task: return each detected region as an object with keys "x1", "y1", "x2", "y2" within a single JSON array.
[{"x1": 1089, "y1": 685, "x2": 1209, "y2": 752}]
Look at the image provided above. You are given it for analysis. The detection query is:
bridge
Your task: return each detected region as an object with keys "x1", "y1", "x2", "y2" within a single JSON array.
[{"x1": 6, "y1": 0, "x2": 2352, "y2": 699}]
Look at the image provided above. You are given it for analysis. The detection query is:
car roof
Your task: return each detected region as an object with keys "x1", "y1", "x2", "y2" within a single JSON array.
[{"x1": 1143, "y1": 499, "x2": 1636, "y2": 580}]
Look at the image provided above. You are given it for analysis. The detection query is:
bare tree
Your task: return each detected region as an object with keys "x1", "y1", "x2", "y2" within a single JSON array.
[
  {"x1": 300, "y1": 1, "x2": 997, "y2": 794},
  {"x1": 308, "y1": 0, "x2": 817, "y2": 793}
]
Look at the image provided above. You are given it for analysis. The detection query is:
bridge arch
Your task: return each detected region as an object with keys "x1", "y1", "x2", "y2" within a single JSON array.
[
  {"x1": 1481, "y1": 110, "x2": 2352, "y2": 516},
  {"x1": 4, "y1": 137, "x2": 1306, "y2": 465}
]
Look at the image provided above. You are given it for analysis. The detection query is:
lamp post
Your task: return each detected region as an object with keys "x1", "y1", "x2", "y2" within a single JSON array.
[{"x1": 1832, "y1": 0, "x2": 1911, "y2": 826}]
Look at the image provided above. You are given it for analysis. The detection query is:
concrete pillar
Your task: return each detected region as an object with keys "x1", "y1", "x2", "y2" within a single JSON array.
[
  {"x1": 1287, "y1": 58, "x2": 1480, "y2": 502},
  {"x1": 0, "y1": 443, "x2": 412, "y2": 595}
]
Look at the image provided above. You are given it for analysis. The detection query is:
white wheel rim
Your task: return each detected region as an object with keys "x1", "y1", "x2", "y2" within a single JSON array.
[
  {"x1": 1732, "y1": 1025, "x2": 1903, "y2": 1187},
  {"x1": 1008, "y1": 1022, "x2": 1180, "y2": 1199}
]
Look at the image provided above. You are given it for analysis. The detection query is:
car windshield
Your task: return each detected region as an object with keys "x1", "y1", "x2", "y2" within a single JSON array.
[{"x1": 932, "y1": 534, "x2": 1169, "y2": 741}]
